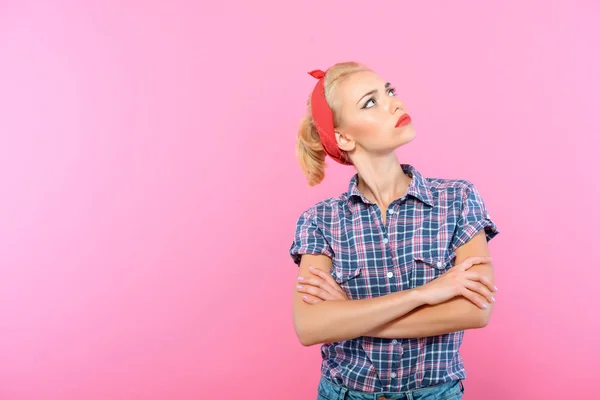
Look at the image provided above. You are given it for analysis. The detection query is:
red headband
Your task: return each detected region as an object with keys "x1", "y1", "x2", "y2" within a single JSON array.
[{"x1": 308, "y1": 69, "x2": 353, "y2": 166}]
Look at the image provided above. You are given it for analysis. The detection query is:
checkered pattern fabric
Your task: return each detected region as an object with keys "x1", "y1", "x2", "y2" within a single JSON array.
[{"x1": 290, "y1": 164, "x2": 499, "y2": 392}]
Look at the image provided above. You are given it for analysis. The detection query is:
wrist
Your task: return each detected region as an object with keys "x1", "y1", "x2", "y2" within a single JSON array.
[
  {"x1": 400, "y1": 287, "x2": 428, "y2": 308},
  {"x1": 407, "y1": 286, "x2": 429, "y2": 307}
]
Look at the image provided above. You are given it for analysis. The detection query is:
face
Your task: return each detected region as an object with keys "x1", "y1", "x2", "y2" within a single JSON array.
[{"x1": 333, "y1": 70, "x2": 415, "y2": 159}]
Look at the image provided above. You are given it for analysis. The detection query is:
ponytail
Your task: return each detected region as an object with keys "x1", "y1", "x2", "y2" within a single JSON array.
[{"x1": 296, "y1": 113, "x2": 327, "y2": 187}]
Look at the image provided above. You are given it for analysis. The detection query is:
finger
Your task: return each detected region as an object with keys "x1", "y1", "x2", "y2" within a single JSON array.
[
  {"x1": 304, "y1": 268, "x2": 348, "y2": 299},
  {"x1": 461, "y1": 256, "x2": 492, "y2": 269},
  {"x1": 463, "y1": 280, "x2": 495, "y2": 304},
  {"x1": 460, "y1": 256, "x2": 493, "y2": 271},
  {"x1": 308, "y1": 267, "x2": 347, "y2": 295},
  {"x1": 463, "y1": 271, "x2": 496, "y2": 292},
  {"x1": 459, "y1": 287, "x2": 488, "y2": 309},
  {"x1": 298, "y1": 276, "x2": 343, "y2": 299},
  {"x1": 301, "y1": 294, "x2": 321, "y2": 305},
  {"x1": 296, "y1": 284, "x2": 333, "y2": 301},
  {"x1": 478, "y1": 276, "x2": 497, "y2": 292}
]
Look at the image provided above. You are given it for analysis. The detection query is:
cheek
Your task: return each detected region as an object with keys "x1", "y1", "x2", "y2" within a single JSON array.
[{"x1": 349, "y1": 115, "x2": 384, "y2": 137}]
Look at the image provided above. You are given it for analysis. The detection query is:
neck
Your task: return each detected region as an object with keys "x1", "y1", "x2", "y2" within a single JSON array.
[{"x1": 354, "y1": 156, "x2": 412, "y2": 208}]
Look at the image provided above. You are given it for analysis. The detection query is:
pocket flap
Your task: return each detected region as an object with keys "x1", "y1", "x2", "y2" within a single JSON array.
[
  {"x1": 413, "y1": 254, "x2": 448, "y2": 270},
  {"x1": 332, "y1": 265, "x2": 362, "y2": 283}
]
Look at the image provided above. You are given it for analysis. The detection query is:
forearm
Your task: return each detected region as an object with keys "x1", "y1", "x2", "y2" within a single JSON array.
[
  {"x1": 294, "y1": 289, "x2": 424, "y2": 346},
  {"x1": 368, "y1": 251, "x2": 496, "y2": 339},
  {"x1": 366, "y1": 295, "x2": 492, "y2": 338}
]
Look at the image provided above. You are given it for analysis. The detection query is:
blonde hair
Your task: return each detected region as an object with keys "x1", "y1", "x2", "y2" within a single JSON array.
[{"x1": 296, "y1": 61, "x2": 370, "y2": 186}]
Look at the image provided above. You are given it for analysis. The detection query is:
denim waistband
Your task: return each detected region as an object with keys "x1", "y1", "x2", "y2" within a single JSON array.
[{"x1": 317, "y1": 376, "x2": 464, "y2": 400}]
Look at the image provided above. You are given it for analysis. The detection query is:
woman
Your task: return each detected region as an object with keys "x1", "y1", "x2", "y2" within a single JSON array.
[{"x1": 289, "y1": 62, "x2": 499, "y2": 400}]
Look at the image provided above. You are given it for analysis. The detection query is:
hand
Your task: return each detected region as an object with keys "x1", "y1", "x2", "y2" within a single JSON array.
[
  {"x1": 296, "y1": 266, "x2": 348, "y2": 304},
  {"x1": 419, "y1": 256, "x2": 496, "y2": 309}
]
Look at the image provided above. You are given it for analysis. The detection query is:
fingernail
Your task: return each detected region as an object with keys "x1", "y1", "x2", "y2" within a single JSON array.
[
  {"x1": 494, "y1": 286, "x2": 498, "y2": 291},
  {"x1": 297, "y1": 285, "x2": 303, "y2": 289},
  {"x1": 309, "y1": 266, "x2": 315, "y2": 270},
  {"x1": 297, "y1": 276, "x2": 304, "y2": 280},
  {"x1": 482, "y1": 304, "x2": 488, "y2": 309},
  {"x1": 302, "y1": 295, "x2": 308, "y2": 300},
  {"x1": 491, "y1": 297, "x2": 496, "y2": 302}
]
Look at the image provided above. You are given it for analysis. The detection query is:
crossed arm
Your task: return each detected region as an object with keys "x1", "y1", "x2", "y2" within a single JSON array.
[
  {"x1": 365, "y1": 230, "x2": 494, "y2": 338},
  {"x1": 292, "y1": 230, "x2": 495, "y2": 346}
]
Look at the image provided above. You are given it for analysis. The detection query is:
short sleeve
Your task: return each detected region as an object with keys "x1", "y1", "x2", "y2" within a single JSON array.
[
  {"x1": 289, "y1": 210, "x2": 333, "y2": 266},
  {"x1": 451, "y1": 181, "x2": 499, "y2": 252}
]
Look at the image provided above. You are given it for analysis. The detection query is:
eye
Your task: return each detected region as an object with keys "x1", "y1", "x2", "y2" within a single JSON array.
[
  {"x1": 364, "y1": 99, "x2": 376, "y2": 109},
  {"x1": 362, "y1": 87, "x2": 397, "y2": 109}
]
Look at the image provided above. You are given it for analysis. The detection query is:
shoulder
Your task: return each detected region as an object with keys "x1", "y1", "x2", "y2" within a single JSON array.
[
  {"x1": 290, "y1": 195, "x2": 347, "y2": 263},
  {"x1": 426, "y1": 176, "x2": 475, "y2": 191},
  {"x1": 424, "y1": 176, "x2": 478, "y2": 203},
  {"x1": 294, "y1": 192, "x2": 349, "y2": 222}
]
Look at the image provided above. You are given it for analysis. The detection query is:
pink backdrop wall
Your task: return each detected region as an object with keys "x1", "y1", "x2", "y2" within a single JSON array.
[{"x1": 1, "y1": 1, "x2": 599, "y2": 399}]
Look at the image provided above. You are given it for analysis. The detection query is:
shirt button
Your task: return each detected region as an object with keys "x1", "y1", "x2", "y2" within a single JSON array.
[
  {"x1": 391, "y1": 372, "x2": 397, "y2": 378},
  {"x1": 436, "y1": 261, "x2": 443, "y2": 268},
  {"x1": 389, "y1": 209, "x2": 394, "y2": 214},
  {"x1": 383, "y1": 238, "x2": 389, "y2": 244},
  {"x1": 392, "y1": 339, "x2": 398, "y2": 345},
  {"x1": 387, "y1": 272, "x2": 393, "y2": 278}
]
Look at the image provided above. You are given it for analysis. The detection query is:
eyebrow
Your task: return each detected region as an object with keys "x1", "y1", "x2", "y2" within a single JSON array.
[{"x1": 357, "y1": 82, "x2": 391, "y2": 105}]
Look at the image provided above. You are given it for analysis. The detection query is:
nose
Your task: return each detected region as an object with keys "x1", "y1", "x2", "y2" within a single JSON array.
[{"x1": 388, "y1": 97, "x2": 404, "y2": 115}]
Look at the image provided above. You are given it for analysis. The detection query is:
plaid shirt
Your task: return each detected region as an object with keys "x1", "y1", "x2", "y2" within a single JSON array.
[{"x1": 290, "y1": 164, "x2": 499, "y2": 392}]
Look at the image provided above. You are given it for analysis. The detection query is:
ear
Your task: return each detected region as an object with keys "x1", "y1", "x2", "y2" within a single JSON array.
[{"x1": 335, "y1": 130, "x2": 356, "y2": 152}]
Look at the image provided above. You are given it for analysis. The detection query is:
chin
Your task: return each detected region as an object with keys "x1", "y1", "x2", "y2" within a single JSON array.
[{"x1": 396, "y1": 126, "x2": 416, "y2": 144}]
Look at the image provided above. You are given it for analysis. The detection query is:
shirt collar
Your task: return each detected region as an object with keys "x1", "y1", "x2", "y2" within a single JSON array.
[{"x1": 347, "y1": 164, "x2": 435, "y2": 207}]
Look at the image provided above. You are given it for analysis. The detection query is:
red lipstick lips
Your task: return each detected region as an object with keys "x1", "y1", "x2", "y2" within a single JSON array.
[{"x1": 395, "y1": 114, "x2": 412, "y2": 128}]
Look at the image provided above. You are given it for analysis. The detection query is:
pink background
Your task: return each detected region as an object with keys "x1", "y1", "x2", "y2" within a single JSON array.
[{"x1": 1, "y1": 1, "x2": 599, "y2": 399}]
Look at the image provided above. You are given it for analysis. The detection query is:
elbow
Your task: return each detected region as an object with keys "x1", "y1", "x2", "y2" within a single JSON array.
[
  {"x1": 293, "y1": 319, "x2": 320, "y2": 347},
  {"x1": 296, "y1": 328, "x2": 319, "y2": 347},
  {"x1": 475, "y1": 306, "x2": 493, "y2": 328},
  {"x1": 298, "y1": 334, "x2": 317, "y2": 347},
  {"x1": 478, "y1": 313, "x2": 490, "y2": 328}
]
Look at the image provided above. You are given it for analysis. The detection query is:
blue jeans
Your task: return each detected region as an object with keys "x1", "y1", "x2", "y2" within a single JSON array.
[{"x1": 316, "y1": 376, "x2": 464, "y2": 400}]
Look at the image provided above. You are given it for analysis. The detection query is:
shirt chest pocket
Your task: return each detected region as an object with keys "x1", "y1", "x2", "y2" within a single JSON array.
[
  {"x1": 331, "y1": 264, "x2": 364, "y2": 300},
  {"x1": 409, "y1": 252, "x2": 452, "y2": 289}
]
